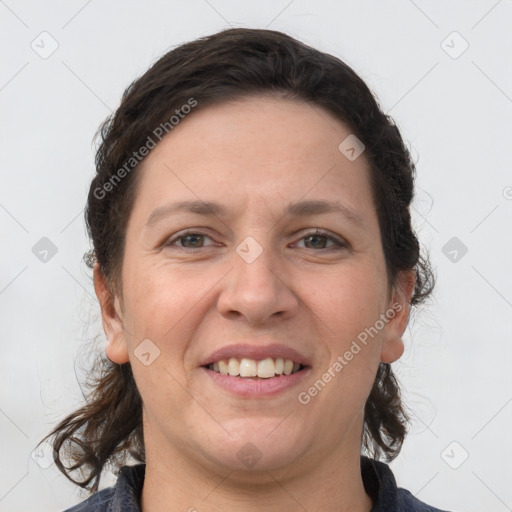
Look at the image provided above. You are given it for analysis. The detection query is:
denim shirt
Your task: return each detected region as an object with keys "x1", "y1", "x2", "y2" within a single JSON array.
[{"x1": 63, "y1": 456, "x2": 450, "y2": 512}]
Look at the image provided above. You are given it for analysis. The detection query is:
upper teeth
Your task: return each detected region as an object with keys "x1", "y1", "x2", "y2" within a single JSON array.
[{"x1": 208, "y1": 357, "x2": 302, "y2": 378}]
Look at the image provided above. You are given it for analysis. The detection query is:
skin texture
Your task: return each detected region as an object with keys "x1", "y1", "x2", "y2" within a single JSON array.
[{"x1": 93, "y1": 96, "x2": 415, "y2": 512}]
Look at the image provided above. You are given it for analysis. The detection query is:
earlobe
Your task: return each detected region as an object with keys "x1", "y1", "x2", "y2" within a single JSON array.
[
  {"x1": 105, "y1": 335, "x2": 130, "y2": 364},
  {"x1": 380, "y1": 270, "x2": 416, "y2": 364},
  {"x1": 380, "y1": 336, "x2": 405, "y2": 364},
  {"x1": 93, "y1": 263, "x2": 130, "y2": 364}
]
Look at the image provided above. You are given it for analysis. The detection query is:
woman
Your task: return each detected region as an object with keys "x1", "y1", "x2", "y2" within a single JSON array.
[{"x1": 41, "y1": 27, "x2": 446, "y2": 511}]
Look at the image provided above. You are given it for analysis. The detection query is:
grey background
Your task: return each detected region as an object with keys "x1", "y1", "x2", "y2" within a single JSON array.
[{"x1": 1, "y1": 1, "x2": 511, "y2": 510}]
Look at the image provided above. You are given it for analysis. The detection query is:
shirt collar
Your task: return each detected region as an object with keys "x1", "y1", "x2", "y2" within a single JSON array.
[{"x1": 108, "y1": 463, "x2": 145, "y2": 512}]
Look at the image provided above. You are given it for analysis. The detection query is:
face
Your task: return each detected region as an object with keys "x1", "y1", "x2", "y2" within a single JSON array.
[{"x1": 95, "y1": 96, "x2": 413, "y2": 479}]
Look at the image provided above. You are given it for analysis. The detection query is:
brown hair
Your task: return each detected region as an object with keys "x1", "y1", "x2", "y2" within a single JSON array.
[{"x1": 40, "y1": 27, "x2": 434, "y2": 493}]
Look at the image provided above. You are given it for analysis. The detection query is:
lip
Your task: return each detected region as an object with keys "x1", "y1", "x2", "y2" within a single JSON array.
[
  {"x1": 199, "y1": 343, "x2": 312, "y2": 367},
  {"x1": 201, "y1": 365, "x2": 311, "y2": 397}
]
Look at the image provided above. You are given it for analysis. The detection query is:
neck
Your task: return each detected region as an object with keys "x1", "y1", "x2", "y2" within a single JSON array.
[{"x1": 140, "y1": 425, "x2": 373, "y2": 512}]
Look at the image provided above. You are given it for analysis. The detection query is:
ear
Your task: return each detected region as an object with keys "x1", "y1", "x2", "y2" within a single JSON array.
[
  {"x1": 93, "y1": 263, "x2": 130, "y2": 364},
  {"x1": 380, "y1": 269, "x2": 416, "y2": 364}
]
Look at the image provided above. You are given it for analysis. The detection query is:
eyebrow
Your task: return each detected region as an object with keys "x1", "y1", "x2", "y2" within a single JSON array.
[{"x1": 144, "y1": 199, "x2": 364, "y2": 228}]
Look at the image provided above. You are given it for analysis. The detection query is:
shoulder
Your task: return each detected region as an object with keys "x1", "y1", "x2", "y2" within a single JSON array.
[
  {"x1": 62, "y1": 486, "x2": 115, "y2": 512},
  {"x1": 61, "y1": 464, "x2": 146, "y2": 512},
  {"x1": 361, "y1": 456, "x2": 451, "y2": 512},
  {"x1": 395, "y1": 488, "x2": 451, "y2": 512}
]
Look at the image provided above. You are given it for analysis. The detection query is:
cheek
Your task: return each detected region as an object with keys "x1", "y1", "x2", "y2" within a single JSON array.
[
  {"x1": 123, "y1": 265, "x2": 198, "y2": 417},
  {"x1": 302, "y1": 261, "x2": 387, "y2": 405},
  {"x1": 123, "y1": 261, "x2": 214, "y2": 369},
  {"x1": 124, "y1": 260, "x2": 195, "y2": 334},
  {"x1": 309, "y1": 263, "x2": 388, "y2": 342}
]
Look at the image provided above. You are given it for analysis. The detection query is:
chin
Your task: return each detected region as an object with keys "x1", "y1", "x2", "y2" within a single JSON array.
[{"x1": 198, "y1": 416, "x2": 310, "y2": 473}]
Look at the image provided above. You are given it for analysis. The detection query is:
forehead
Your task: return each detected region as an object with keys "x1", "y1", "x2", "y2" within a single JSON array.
[{"x1": 129, "y1": 96, "x2": 375, "y2": 226}]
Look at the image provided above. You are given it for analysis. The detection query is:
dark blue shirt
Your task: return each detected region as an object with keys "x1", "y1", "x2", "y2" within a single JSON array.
[{"x1": 63, "y1": 456, "x2": 450, "y2": 511}]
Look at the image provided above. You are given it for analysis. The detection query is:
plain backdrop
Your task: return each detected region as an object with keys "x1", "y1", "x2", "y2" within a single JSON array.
[{"x1": 1, "y1": 1, "x2": 511, "y2": 511}]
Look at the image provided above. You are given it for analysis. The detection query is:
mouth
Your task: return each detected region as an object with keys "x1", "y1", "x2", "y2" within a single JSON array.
[
  {"x1": 204, "y1": 357, "x2": 307, "y2": 379},
  {"x1": 198, "y1": 343, "x2": 312, "y2": 396}
]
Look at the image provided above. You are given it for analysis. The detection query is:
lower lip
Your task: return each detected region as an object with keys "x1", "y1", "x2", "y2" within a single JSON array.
[{"x1": 201, "y1": 367, "x2": 311, "y2": 397}]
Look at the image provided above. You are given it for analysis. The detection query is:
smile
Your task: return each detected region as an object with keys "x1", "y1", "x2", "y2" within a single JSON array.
[{"x1": 206, "y1": 357, "x2": 305, "y2": 379}]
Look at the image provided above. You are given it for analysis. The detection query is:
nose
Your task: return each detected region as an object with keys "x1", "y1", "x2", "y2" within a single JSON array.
[{"x1": 216, "y1": 238, "x2": 300, "y2": 326}]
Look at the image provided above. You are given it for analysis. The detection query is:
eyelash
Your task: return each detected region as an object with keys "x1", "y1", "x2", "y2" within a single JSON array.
[{"x1": 164, "y1": 229, "x2": 348, "y2": 251}]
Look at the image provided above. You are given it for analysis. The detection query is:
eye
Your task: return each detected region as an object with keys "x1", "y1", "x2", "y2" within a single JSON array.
[
  {"x1": 294, "y1": 229, "x2": 347, "y2": 250},
  {"x1": 164, "y1": 231, "x2": 217, "y2": 249},
  {"x1": 163, "y1": 229, "x2": 347, "y2": 251}
]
